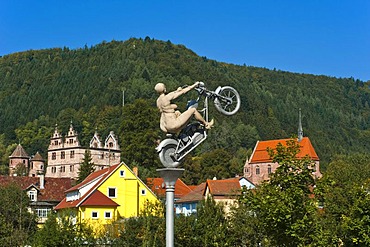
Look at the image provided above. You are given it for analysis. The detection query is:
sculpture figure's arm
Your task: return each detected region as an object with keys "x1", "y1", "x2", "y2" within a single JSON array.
[{"x1": 166, "y1": 82, "x2": 199, "y2": 100}]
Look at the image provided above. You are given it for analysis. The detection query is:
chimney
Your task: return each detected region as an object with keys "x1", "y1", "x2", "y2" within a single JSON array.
[
  {"x1": 39, "y1": 174, "x2": 45, "y2": 189},
  {"x1": 133, "y1": 167, "x2": 138, "y2": 177}
]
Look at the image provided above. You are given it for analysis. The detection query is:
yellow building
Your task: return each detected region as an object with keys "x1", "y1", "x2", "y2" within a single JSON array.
[{"x1": 55, "y1": 162, "x2": 159, "y2": 229}]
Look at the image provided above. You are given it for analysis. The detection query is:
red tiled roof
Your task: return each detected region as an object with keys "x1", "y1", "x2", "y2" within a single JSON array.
[
  {"x1": 55, "y1": 163, "x2": 121, "y2": 210},
  {"x1": 146, "y1": 178, "x2": 192, "y2": 199},
  {"x1": 176, "y1": 182, "x2": 206, "y2": 203},
  {"x1": 250, "y1": 137, "x2": 319, "y2": 163},
  {"x1": 0, "y1": 176, "x2": 73, "y2": 202},
  {"x1": 66, "y1": 164, "x2": 120, "y2": 193},
  {"x1": 206, "y1": 178, "x2": 241, "y2": 196},
  {"x1": 80, "y1": 190, "x2": 119, "y2": 207}
]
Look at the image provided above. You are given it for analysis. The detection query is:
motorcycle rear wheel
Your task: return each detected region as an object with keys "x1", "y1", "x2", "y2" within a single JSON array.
[
  {"x1": 214, "y1": 86, "x2": 241, "y2": 115},
  {"x1": 158, "y1": 143, "x2": 182, "y2": 168}
]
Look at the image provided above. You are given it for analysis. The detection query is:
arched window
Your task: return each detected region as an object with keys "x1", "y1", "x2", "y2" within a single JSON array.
[{"x1": 256, "y1": 166, "x2": 260, "y2": 175}]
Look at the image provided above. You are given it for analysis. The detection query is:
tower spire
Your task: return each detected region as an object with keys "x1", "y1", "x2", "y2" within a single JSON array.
[{"x1": 298, "y1": 108, "x2": 303, "y2": 142}]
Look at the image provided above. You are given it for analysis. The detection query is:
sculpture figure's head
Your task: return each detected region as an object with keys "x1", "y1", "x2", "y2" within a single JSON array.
[{"x1": 154, "y1": 83, "x2": 166, "y2": 94}]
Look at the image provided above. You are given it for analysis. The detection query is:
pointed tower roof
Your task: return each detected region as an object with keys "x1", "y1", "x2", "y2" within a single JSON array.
[
  {"x1": 9, "y1": 144, "x2": 29, "y2": 158},
  {"x1": 298, "y1": 108, "x2": 303, "y2": 142},
  {"x1": 30, "y1": 152, "x2": 44, "y2": 161}
]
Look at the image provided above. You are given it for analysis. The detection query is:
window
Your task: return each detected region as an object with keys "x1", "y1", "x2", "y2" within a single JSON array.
[
  {"x1": 104, "y1": 211, "x2": 112, "y2": 219},
  {"x1": 28, "y1": 191, "x2": 37, "y2": 201},
  {"x1": 70, "y1": 165, "x2": 74, "y2": 172},
  {"x1": 70, "y1": 150, "x2": 75, "y2": 158},
  {"x1": 61, "y1": 151, "x2": 65, "y2": 159},
  {"x1": 109, "y1": 142, "x2": 114, "y2": 148},
  {"x1": 112, "y1": 153, "x2": 115, "y2": 160},
  {"x1": 119, "y1": 170, "x2": 125, "y2": 177},
  {"x1": 256, "y1": 166, "x2": 260, "y2": 175},
  {"x1": 54, "y1": 140, "x2": 58, "y2": 145},
  {"x1": 36, "y1": 208, "x2": 51, "y2": 218},
  {"x1": 51, "y1": 167, "x2": 56, "y2": 173},
  {"x1": 141, "y1": 189, "x2": 146, "y2": 196},
  {"x1": 91, "y1": 211, "x2": 98, "y2": 219},
  {"x1": 52, "y1": 152, "x2": 56, "y2": 160},
  {"x1": 268, "y1": 165, "x2": 272, "y2": 175},
  {"x1": 108, "y1": 188, "x2": 117, "y2": 198},
  {"x1": 69, "y1": 138, "x2": 73, "y2": 144},
  {"x1": 60, "y1": 166, "x2": 65, "y2": 173},
  {"x1": 36, "y1": 208, "x2": 50, "y2": 218}
]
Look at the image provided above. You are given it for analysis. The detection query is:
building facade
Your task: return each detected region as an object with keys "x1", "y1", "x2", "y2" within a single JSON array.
[
  {"x1": 244, "y1": 137, "x2": 322, "y2": 185},
  {"x1": 46, "y1": 123, "x2": 121, "y2": 179},
  {"x1": 55, "y1": 162, "x2": 159, "y2": 232}
]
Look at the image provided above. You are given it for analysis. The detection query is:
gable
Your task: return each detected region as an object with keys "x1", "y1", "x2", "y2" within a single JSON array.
[
  {"x1": 80, "y1": 190, "x2": 119, "y2": 207},
  {"x1": 98, "y1": 163, "x2": 158, "y2": 199}
]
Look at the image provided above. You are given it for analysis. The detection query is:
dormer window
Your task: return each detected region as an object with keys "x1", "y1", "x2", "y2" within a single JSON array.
[{"x1": 28, "y1": 190, "x2": 37, "y2": 201}]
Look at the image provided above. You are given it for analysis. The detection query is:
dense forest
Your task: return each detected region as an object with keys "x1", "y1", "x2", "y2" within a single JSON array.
[{"x1": 0, "y1": 37, "x2": 369, "y2": 181}]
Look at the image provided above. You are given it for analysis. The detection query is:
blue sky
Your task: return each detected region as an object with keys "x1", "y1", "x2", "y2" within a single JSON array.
[{"x1": 1, "y1": 1, "x2": 369, "y2": 81}]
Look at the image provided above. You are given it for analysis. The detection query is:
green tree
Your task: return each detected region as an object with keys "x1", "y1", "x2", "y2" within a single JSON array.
[
  {"x1": 192, "y1": 197, "x2": 229, "y2": 247},
  {"x1": 113, "y1": 200, "x2": 165, "y2": 247},
  {"x1": 119, "y1": 98, "x2": 161, "y2": 171},
  {"x1": 341, "y1": 180, "x2": 370, "y2": 246},
  {"x1": 77, "y1": 149, "x2": 95, "y2": 183},
  {"x1": 198, "y1": 148, "x2": 234, "y2": 182},
  {"x1": 316, "y1": 153, "x2": 370, "y2": 245},
  {"x1": 14, "y1": 162, "x2": 28, "y2": 176},
  {"x1": 238, "y1": 139, "x2": 321, "y2": 246},
  {"x1": 0, "y1": 184, "x2": 37, "y2": 246},
  {"x1": 32, "y1": 210, "x2": 96, "y2": 247}
]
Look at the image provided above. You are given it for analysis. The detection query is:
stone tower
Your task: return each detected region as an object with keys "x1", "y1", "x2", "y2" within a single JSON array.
[
  {"x1": 9, "y1": 144, "x2": 30, "y2": 176},
  {"x1": 29, "y1": 152, "x2": 45, "y2": 177}
]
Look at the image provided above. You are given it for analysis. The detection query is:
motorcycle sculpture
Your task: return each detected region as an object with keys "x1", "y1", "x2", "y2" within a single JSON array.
[{"x1": 156, "y1": 82, "x2": 241, "y2": 168}]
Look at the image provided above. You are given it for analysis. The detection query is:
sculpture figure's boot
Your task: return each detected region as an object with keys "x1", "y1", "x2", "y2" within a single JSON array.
[{"x1": 205, "y1": 119, "x2": 214, "y2": 129}]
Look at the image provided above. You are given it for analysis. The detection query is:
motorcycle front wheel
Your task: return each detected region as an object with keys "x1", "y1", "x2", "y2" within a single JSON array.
[
  {"x1": 214, "y1": 86, "x2": 241, "y2": 115},
  {"x1": 158, "y1": 143, "x2": 182, "y2": 168}
]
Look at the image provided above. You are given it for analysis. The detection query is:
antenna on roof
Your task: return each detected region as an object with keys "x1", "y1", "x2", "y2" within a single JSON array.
[{"x1": 298, "y1": 108, "x2": 303, "y2": 142}]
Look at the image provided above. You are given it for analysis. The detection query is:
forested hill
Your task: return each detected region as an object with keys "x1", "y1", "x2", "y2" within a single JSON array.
[{"x1": 1, "y1": 37, "x2": 370, "y2": 173}]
